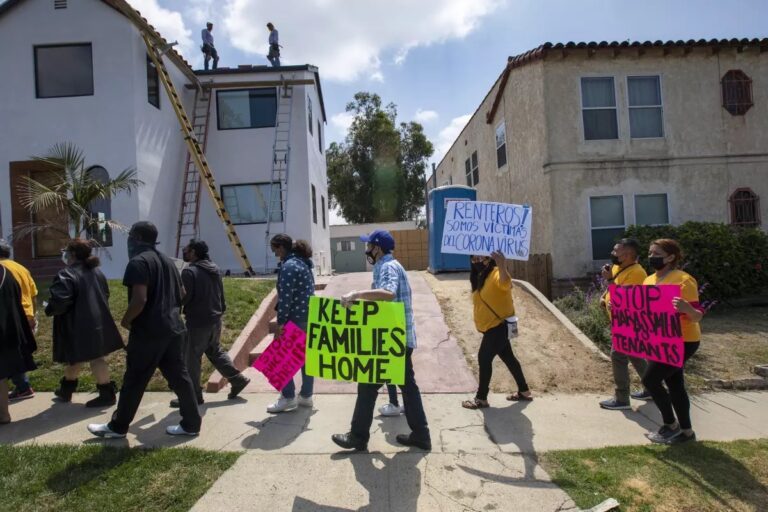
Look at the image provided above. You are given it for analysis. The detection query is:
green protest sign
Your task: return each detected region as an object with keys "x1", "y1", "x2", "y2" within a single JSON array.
[{"x1": 305, "y1": 296, "x2": 407, "y2": 385}]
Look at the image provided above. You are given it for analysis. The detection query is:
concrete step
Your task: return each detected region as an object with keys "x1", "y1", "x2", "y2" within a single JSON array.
[{"x1": 248, "y1": 334, "x2": 274, "y2": 366}]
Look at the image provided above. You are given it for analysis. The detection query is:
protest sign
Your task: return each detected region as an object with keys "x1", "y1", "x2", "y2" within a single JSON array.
[
  {"x1": 610, "y1": 284, "x2": 684, "y2": 367},
  {"x1": 252, "y1": 320, "x2": 306, "y2": 391},
  {"x1": 305, "y1": 297, "x2": 406, "y2": 385},
  {"x1": 440, "y1": 200, "x2": 532, "y2": 260}
]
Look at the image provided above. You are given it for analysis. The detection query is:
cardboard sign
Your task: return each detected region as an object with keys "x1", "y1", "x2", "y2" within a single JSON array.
[
  {"x1": 252, "y1": 320, "x2": 306, "y2": 391},
  {"x1": 610, "y1": 285, "x2": 685, "y2": 367},
  {"x1": 305, "y1": 297, "x2": 406, "y2": 385},
  {"x1": 440, "y1": 200, "x2": 532, "y2": 260}
]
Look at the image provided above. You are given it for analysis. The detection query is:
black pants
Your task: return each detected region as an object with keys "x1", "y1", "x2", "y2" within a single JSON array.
[
  {"x1": 109, "y1": 332, "x2": 201, "y2": 434},
  {"x1": 185, "y1": 320, "x2": 243, "y2": 401},
  {"x1": 642, "y1": 342, "x2": 699, "y2": 430},
  {"x1": 203, "y1": 44, "x2": 218, "y2": 70},
  {"x1": 476, "y1": 322, "x2": 529, "y2": 401},
  {"x1": 351, "y1": 348, "x2": 430, "y2": 443}
]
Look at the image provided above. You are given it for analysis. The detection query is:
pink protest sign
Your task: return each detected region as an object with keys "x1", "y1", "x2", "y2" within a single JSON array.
[
  {"x1": 610, "y1": 284, "x2": 685, "y2": 368},
  {"x1": 252, "y1": 321, "x2": 307, "y2": 391}
]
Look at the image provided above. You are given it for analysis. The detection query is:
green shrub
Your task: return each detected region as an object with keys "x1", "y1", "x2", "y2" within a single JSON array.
[
  {"x1": 623, "y1": 222, "x2": 768, "y2": 302},
  {"x1": 554, "y1": 285, "x2": 612, "y2": 354}
]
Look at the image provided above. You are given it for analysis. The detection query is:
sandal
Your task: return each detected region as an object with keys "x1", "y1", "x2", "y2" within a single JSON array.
[
  {"x1": 461, "y1": 398, "x2": 489, "y2": 410},
  {"x1": 506, "y1": 392, "x2": 533, "y2": 402}
]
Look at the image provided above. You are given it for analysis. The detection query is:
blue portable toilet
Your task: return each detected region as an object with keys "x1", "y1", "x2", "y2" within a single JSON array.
[{"x1": 428, "y1": 185, "x2": 477, "y2": 273}]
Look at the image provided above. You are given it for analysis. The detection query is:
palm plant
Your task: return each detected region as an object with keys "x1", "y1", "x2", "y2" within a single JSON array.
[{"x1": 14, "y1": 142, "x2": 143, "y2": 245}]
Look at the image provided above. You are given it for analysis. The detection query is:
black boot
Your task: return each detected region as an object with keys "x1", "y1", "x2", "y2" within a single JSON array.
[
  {"x1": 54, "y1": 378, "x2": 78, "y2": 402},
  {"x1": 85, "y1": 381, "x2": 117, "y2": 408}
]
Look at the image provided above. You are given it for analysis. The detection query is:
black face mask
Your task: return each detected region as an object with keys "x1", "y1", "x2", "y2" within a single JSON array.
[
  {"x1": 649, "y1": 256, "x2": 666, "y2": 270},
  {"x1": 610, "y1": 255, "x2": 621, "y2": 265},
  {"x1": 365, "y1": 249, "x2": 376, "y2": 265}
]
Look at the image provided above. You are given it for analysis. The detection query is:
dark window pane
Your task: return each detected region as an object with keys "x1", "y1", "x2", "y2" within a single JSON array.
[
  {"x1": 583, "y1": 109, "x2": 618, "y2": 140},
  {"x1": 321, "y1": 195, "x2": 326, "y2": 228},
  {"x1": 496, "y1": 144, "x2": 507, "y2": 168},
  {"x1": 471, "y1": 151, "x2": 478, "y2": 168},
  {"x1": 581, "y1": 77, "x2": 615, "y2": 108},
  {"x1": 629, "y1": 107, "x2": 663, "y2": 138},
  {"x1": 308, "y1": 96, "x2": 313, "y2": 134},
  {"x1": 318, "y1": 121, "x2": 322, "y2": 153},
  {"x1": 312, "y1": 185, "x2": 317, "y2": 224},
  {"x1": 592, "y1": 228, "x2": 625, "y2": 260},
  {"x1": 473, "y1": 168, "x2": 479, "y2": 186},
  {"x1": 146, "y1": 55, "x2": 160, "y2": 109},
  {"x1": 35, "y1": 44, "x2": 94, "y2": 98},
  {"x1": 635, "y1": 194, "x2": 668, "y2": 225},
  {"x1": 628, "y1": 76, "x2": 661, "y2": 106},
  {"x1": 590, "y1": 196, "x2": 624, "y2": 227},
  {"x1": 217, "y1": 89, "x2": 277, "y2": 129},
  {"x1": 221, "y1": 183, "x2": 282, "y2": 224},
  {"x1": 86, "y1": 166, "x2": 112, "y2": 247}
]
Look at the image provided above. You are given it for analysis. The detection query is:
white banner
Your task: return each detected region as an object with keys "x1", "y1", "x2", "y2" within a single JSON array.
[{"x1": 440, "y1": 200, "x2": 532, "y2": 260}]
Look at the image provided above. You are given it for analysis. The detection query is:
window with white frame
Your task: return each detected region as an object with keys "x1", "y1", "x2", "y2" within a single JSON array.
[
  {"x1": 465, "y1": 151, "x2": 479, "y2": 187},
  {"x1": 221, "y1": 183, "x2": 282, "y2": 224},
  {"x1": 590, "y1": 195, "x2": 625, "y2": 260},
  {"x1": 337, "y1": 240, "x2": 355, "y2": 251},
  {"x1": 628, "y1": 76, "x2": 664, "y2": 138},
  {"x1": 581, "y1": 77, "x2": 618, "y2": 140},
  {"x1": 634, "y1": 193, "x2": 669, "y2": 225},
  {"x1": 216, "y1": 88, "x2": 277, "y2": 130},
  {"x1": 495, "y1": 121, "x2": 507, "y2": 168}
]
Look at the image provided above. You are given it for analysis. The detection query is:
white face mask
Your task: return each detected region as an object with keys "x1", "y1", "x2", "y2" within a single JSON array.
[{"x1": 61, "y1": 251, "x2": 69, "y2": 265}]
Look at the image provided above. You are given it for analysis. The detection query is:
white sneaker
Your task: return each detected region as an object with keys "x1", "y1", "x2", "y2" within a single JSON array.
[
  {"x1": 379, "y1": 403, "x2": 404, "y2": 417},
  {"x1": 87, "y1": 423, "x2": 126, "y2": 439},
  {"x1": 267, "y1": 395, "x2": 298, "y2": 413},
  {"x1": 297, "y1": 395, "x2": 313, "y2": 408},
  {"x1": 166, "y1": 424, "x2": 199, "y2": 436}
]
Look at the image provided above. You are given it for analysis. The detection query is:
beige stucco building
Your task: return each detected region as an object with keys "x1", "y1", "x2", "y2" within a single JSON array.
[{"x1": 432, "y1": 38, "x2": 767, "y2": 288}]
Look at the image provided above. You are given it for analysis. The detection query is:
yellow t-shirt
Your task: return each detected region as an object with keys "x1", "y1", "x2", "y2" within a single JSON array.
[
  {"x1": 472, "y1": 267, "x2": 515, "y2": 332},
  {"x1": 602, "y1": 263, "x2": 648, "y2": 316},
  {"x1": 643, "y1": 270, "x2": 702, "y2": 342},
  {"x1": 0, "y1": 259, "x2": 38, "y2": 318}
]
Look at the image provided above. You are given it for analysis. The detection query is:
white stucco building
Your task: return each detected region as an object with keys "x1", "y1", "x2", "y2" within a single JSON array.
[
  {"x1": 430, "y1": 39, "x2": 767, "y2": 292},
  {"x1": 0, "y1": 0, "x2": 330, "y2": 278}
]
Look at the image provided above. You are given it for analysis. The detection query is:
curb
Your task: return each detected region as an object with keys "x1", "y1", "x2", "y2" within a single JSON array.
[{"x1": 513, "y1": 279, "x2": 611, "y2": 362}]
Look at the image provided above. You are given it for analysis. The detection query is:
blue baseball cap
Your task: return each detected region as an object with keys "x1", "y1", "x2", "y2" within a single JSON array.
[{"x1": 360, "y1": 230, "x2": 395, "y2": 251}]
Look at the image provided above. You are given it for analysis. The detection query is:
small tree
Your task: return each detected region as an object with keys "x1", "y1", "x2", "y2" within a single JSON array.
[{"x1": 14, "y1": 142, "x2": 143, "y2": 245}]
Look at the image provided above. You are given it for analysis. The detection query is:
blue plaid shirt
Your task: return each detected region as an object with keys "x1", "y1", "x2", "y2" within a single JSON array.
[{"x1": 372, "y1": 254, "x2": 416, "y2": 348}]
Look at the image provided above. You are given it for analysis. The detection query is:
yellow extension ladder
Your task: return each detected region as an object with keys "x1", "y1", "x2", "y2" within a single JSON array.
[{"x1": 143, "y1": 33, "x2": 255, "y2": 275}]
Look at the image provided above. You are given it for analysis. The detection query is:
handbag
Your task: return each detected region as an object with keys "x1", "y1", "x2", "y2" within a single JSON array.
[{"x1": 477, "y1": 289, "x2": 518, "y2": 339}]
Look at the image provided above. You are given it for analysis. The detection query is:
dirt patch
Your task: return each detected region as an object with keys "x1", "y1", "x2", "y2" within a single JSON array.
[{"x1": 422, "y1": 271, "x2": 612, "y2": 395}]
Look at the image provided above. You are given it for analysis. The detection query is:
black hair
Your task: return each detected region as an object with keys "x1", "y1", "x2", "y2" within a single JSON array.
[
  {"x1": 129, "y1": 221, "x2": 159, "y2": 244},
  {"x1": 292, "y1": 239, "x2": 313, "y2": 259},
  {"x1": 0, "y1": 239, "x2": 10, "y2": 259},
  {"x1": 186, "y1": 239, "x2": 210, "y2": 260},
  {"x1": 618, "y1": 238, "x2": 641, "y2": 257},
  {"x1": 270, "y1": 233, "x2": 293, "y2": 252},
  {"x1": 469, "y1": 256, "x2": 496, "y2": 292}
]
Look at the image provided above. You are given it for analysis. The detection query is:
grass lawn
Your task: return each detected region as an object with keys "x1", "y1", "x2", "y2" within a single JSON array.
[
  {"x1": 540, "y1": 439, "x2": 768, "y2": 512},
  {"x1": 28, "y1": 277, "x2": 274, "y2": 392},
  {"x1": 0, "y1": 444, "x2": 239, "y2": 512}
]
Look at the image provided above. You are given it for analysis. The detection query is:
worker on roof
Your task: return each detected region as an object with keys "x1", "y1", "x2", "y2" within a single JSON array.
[
  {"x1": 267, "y1": 22, "x2": 280, "y2": 67},
  {"x1": 201, "y1": 22, "x2": 219, "y2": 71}
]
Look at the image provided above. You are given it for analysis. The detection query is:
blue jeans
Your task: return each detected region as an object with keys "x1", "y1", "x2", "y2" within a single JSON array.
[
  {"x1": 387, "y1": 384, "x2": 399, "y2": 406},
  {"x1": 11, "y1": 373, "x2": 31, "y2": 392},
  {"x1": 281, "y1": 365, "x2": 314, "y2": 399}
]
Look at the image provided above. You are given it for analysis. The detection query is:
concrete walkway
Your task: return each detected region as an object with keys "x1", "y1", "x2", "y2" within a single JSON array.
[{"x1": 2, "y1": 390, "x2": 767, "y2": 511}]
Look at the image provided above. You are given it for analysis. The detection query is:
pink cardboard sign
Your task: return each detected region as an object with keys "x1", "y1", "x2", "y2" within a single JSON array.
[
  {"x1": 252, "y1": 321, "x2": 306, "y2": 391},
  {"x1": 610, "y1": 284, "x2": 685, "y2": 368}
]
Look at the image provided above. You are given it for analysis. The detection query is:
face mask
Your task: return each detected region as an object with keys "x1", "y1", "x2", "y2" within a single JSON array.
[
  {"x1": 365, "y1": 249, "x2": 377, "y2": 265},
  {"x1": 128, "y1": 238, "x2": 149, "y2": 259},
  {"x1": 649, "y1": 256, "x2": 666, "y2": 270},
  {"x1": 610, "y1": 254, "x2": 621, "y2": 265},
  {"x1": 61, "y1": 251, "x2": 69, "y2": 265},
  {"x1": 182, "y1": 251, "x2": 191, "y2": 263}
]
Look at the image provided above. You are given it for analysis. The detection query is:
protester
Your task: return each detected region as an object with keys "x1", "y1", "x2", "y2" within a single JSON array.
[
  {"x1": 461, "y1": 252, "x2": 531, "y2": 409},
  {"x1": 88, "y1": 222, "x2": 201, "y2": 438},
  {"x1": 642, "y1": 239, "x2": 703, "y2": 445},
  {"x1": 46, "y1": 239, "x2": 123, "y2": 407},
  {"x1": 172, "y1": 239, "x2": 250, "y2": 408},
  {"x1": 201, "y1": 22, "x2": 219, "y2": 70},
  {"x1": 598, "y1": 238, "x2": 652, "y2": 410},
  {"x1": 266, "y1": 22, "x2": 280, "y2": 67},
  {"x1": 332, "y1": 230, "x2": 431, "y2": 451},
  {"x1": 0, "y1": 262, "x2": 37, "y2": 424},
  {"x1": 0, "y1": 239, "x2": 37, "y2": 401},
  {"x1": 266, "y1": 235, "x2": 315, "y2": 413},
  {"x1": 379, "y1": 384, "x2": 404, "y2": 416}
]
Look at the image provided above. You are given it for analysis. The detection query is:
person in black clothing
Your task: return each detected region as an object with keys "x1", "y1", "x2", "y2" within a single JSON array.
[
  {"x1": 88, "y1": 222, "x2": 201, "y2": 438},
  {"x1": 169, "y1": 239, "x2": 250, "y2": 408},
  {"x1": 47, "y1": 239, "x2": 123, "y2": 408}
]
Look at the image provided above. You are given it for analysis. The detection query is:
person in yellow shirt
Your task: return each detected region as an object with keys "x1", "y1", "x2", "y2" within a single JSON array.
[
  {"x1": 598, "y1": 238, "x2": 651, "y2": 410},
  {"x1": 462, "y1": 251, "x2": 531, "y2": 409},
  {"x1": 0, "y1": 240, "x2": 37, "y2": 401},
  {"x1": 641, "y1": 239, "x2": 703, "y2": 445}
]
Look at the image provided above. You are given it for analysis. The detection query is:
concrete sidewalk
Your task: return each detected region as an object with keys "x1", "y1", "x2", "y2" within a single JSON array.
[{"x1": 2, "y1": 391, "x2": 766, "y2": 511}]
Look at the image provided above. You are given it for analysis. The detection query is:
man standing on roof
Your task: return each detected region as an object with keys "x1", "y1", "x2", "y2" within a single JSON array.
[
  {"x1": 267, "y1": 22, "x2": 280, "y2": 67},
  {"x1": 201, "y1": 22, "x2": 218, "y2": 71}
]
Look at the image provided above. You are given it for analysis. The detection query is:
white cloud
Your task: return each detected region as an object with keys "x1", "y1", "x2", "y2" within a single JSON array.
[
  {"x1": 129, "y1": 0, "x2": 195, "y2": 58},
  {"x1": 220, "y1": 0, "x2": 504, "y2": 82},
  {"x1": 432, "y1": 114, "x2": 471, "y2": 164},
  {"x1": 331, "y1": 112, "x2": 355, "y2": 133},
  {"x1": 414, "y1": 109, "x2": 438, "y2": 124}
]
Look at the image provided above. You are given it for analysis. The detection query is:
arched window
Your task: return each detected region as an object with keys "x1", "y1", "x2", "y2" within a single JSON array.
[
  {"x1": 729, "y1": 188, "x2": 760, "y2": 227},
  {"x1": 721, "y1": 70, "x2": 753, "y2": 116},
  {"x1": 86, "y1": 166, "x2": 113, "y2": 246}
]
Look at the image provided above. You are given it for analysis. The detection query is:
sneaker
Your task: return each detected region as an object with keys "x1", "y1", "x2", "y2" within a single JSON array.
[
  {"x1": 297, "y1": 395, "x2": 313, "y2": 408},
  {"x1": 646, "y1": 424, "x2": 681, "y2": 444},
  {"x1": 166, "y1": 424, "x2": 199, "y2": 436},
  {"x1": 228, "y1": 376, "x2": 251, "y2": 399},
  {"x1": 379, "y1": 403, "x2": 403, "y2": 416},
  {"x1": 87, "y1": 423, "x2": 126, "y2": 439},
  {"x1": 599, "y1": 398, "x2": 631, "y2": 410},
  {"x1": 266, "y1": 395, "x2": 297, "y2": 413},
  {"x1": 8, "y1": 388, "x2": 35, "y2": 401},
  {"x1": 631, "y1": 390, "x2": 653, "y2": 401},
  {"x1": 666, "y1": 431, "x2": 696, "y2": 445}
]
